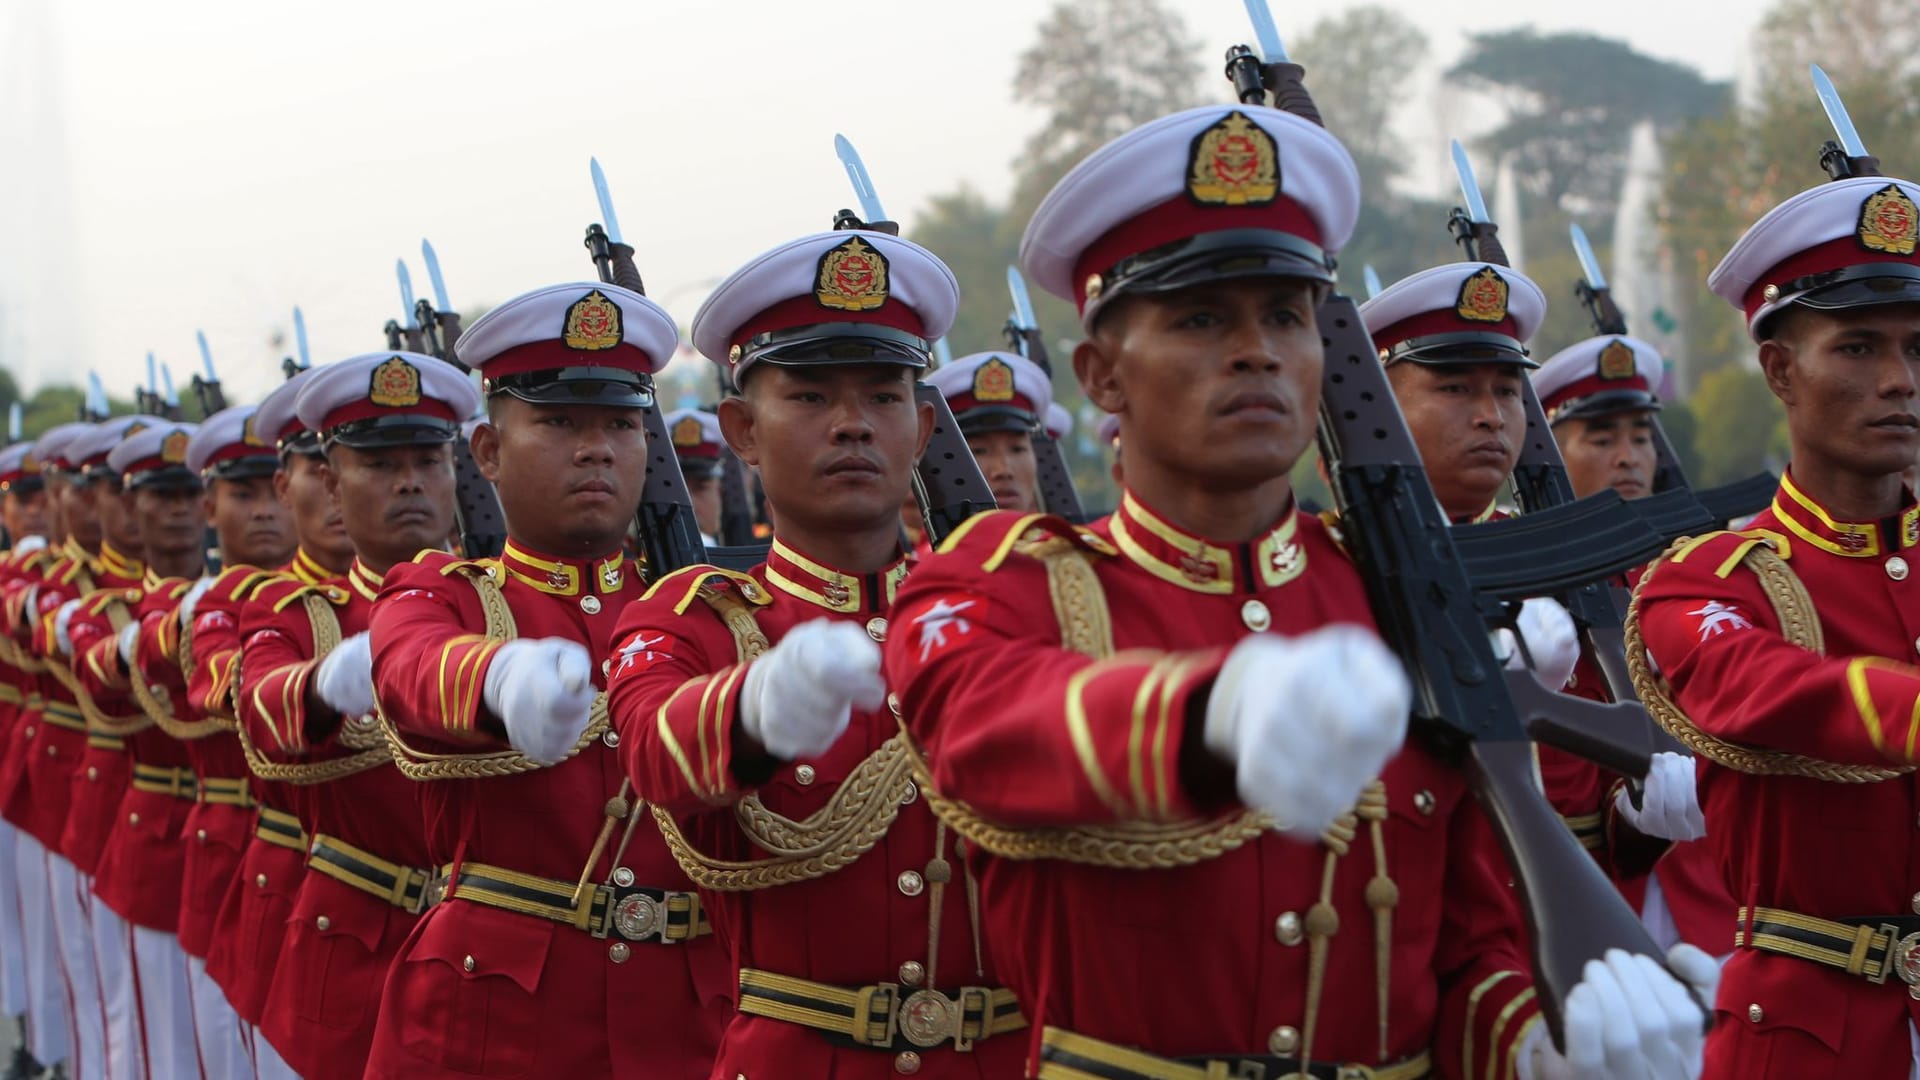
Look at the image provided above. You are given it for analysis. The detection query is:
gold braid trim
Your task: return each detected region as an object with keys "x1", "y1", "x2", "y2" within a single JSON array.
[
  {"x1": 1625, "y1": 535, "x2": 1909, "y2": 782},
  {"x1": 236, "y1": 592, "x2": 391, "y2": 784},
  {"x1": 136, "y1": 598, "x2": 233, "y2": 740},
  {"x1": 50, "y1": 592, "x2": 151, "y2": 737},
  {"x1": 650, "y1": 582, "x2": 921, "y2": 890},
  {"x1": 377, "y1": 566, "x2": 607, "y2": 780},
  {"x1": 905, "y1": 530, "x2": 1271, "y2": 868}
]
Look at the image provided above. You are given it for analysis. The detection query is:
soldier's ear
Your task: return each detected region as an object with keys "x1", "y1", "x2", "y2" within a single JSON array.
[
  {"x1": 1074, "y1": 336, "x2": 1124, "y2": 416},
  {"x1": 717, "y1": 397, "x2": 758, "y2": 469},
  {"x1": 1757, "y1": 339, "x2": 1796, "y2": 405},
  {"x1": 469, "y1": 422, "x2": 503, "y2": 484}
]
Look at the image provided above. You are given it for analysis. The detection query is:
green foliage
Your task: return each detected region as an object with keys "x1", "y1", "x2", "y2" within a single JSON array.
[
  {"x1": 1292, "y1": 7, "x2": 1429, "y2": 203},
  {"x1": 1690, "y1": 365, "x2": 1785, "y2": 485}
]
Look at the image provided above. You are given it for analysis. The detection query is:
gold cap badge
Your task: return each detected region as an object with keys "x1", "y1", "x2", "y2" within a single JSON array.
[
  {"x1": 160, "y1": 430, "x2": 190, "y2": 465},
  {"x1": 1187, "y1": 111, "x2": 1279, "y2": 206},
  {"x1": 1858, "y1": 184, "x2": 1918, "y2": 257},
  {"x1": 241, "y1": 415, "x2": 265, "y2": 447},
  {"x1": 1597, "y1": 339, "x2": 1636, "y2": 380},
  {"x1": 369, "y1": 356, "x2": 423, "y2": 409},
  {"x1": 671, "y1": 415, "x2": 705, "y2": 449},
  {"x1": 815, "y1": 237, "x2": 890, "y2": 312},
  {"x1": 563, "y1": 290, "x2": 624, "y2": 351},
  {"x1": 972, "y1": 357, "x2": 1016, "y2": 403},
  {"x1": 1455, "y1": 266, "x2": 1510, "y2": 324}
]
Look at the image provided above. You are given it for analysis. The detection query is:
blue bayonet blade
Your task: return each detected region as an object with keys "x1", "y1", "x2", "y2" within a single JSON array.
[
  {"x1": 87, "y1": 372, "x2": 106, "y2": 415},
  {"x1": 293, "y1": 306, "x2": 311, "y2": 369},
  {"x1": 1241, "y1": 0, "x2": 1289, "y2": 63},
  {"x1": 1810, "y1": 64, "x2": 1868, "y2": 159},
  {"x1": 1450, "y1": 139, "x2": 1491, "y2": 224},
  {"x1": 421, "y1": 240, "x2": 452, "y2": 312},
  {"x1": 8, "y1": 403, "x2": 20, "y2": 442},
  {"x1": 1006, "y1": 266, "x2": 1039, "y2": 331},
  {"x1": 195, "y1": 331, "x2": 218, "y2": 383},
  {"x1": 397, "y1": 261, "x2": 419, "y2": 329},
  {"x1": 1569, "y1": 224, "x2": 1608, "y2": 290},
  {"x1": 1361, "y1": 265, "x2": 1383, "y2": 300},
  {"x1": 589, "y1": 158, "x2": 625, "y2": 247},
  {"x1": 833, "y1": 134, "x2": 888, "y2": 224},
  {"x1": 160, "y1": 364, "x2": 178, "y2": 407},
  {"x1": 145, "y1": 351, "x2": 158, "y2": 395},
  {"x1": 932, "y1": 338, "x2": 953, "y2": 368}
]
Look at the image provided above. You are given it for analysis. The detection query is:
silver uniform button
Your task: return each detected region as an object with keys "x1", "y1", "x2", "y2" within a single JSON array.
[
  {"x1": 255, "y1": 874, "x2": 267, "y2": 888},
  {"x1": 315, "y1": 916, "x2": 330, "y2": 931},
  {"x1": 581, "y1": 595, "x2": 602, "y2": 614},
  {"x1": 898, "y1": 961, "x2": 925, "y2": 986},
  {"x1": 1268, "y1": 1025, "x2": 1299, "y2": 1055},
  {"x1": 612, "y1": 867, "x2": 635, "y2": 888},
  {"x1": 602, "y1": 729, "x2": 620, "y2": 749},
  {"x1": 1414, "y1": 790, "x2": 1437, "y2": 816},
  {"x1": 866, "y1": 617, "x2": 888, "y2": 643},
  {"x1": 795, "y1": 764, "x2": 816, "y2": 786},
  {"x1": 608, "y1": 942, "x2": 631, "y2": 963},
  {"x1": 196, "y1": 830, "x2": 207, "y2": 843},
  {"x1": 893, "y1": 1051, "x2": 921, "y2": 1075},
  {"x1": 463, "y1": 955, "x2": 476, "y2": 973},
  {"x1": 1747, "y1": 1003, "x2": 1763, "y2": 1023},
  {"x1": 601, "y1": 658, "x2": 611, "y2": 678},
  {"x1": 1275, "y1": 911, "x2": 1304, "y2": 946},
  {"x1": 1241, "y1": 599, "x2": 1272, "y2": 632},
  {"x1": 128, "y1": 812, "x2": 139, "y2": 825},
  {"x1": 1891, "y1": 556, "x2": 1911, "y2": 582},
  {"x1": 897, "y1": 870, "x2": 925, "y2": 897}
]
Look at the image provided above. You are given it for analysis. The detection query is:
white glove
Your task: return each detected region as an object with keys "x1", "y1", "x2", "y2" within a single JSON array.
[
  {"x1": 1204, "y1": 626, "x2": 1411, "y2": 840},
  {"x1": 739, "y1": 619, "x2": 886, "y2": 760},
  {"x1": 13, "y1": 536, "x2": 46, "y2": 555},
  {"x1": 1517, "y1": 948, "x2": 1705, "y2": 1080},
  {"x1": 483, "y1": 637, "x2": 596, "y2": 766},
  {"x1": 52, "y1": 598, "x2": 82, "y2": 656},
  {"x1": 313, "y1": 632, "x2": 375, "y2": 721},
  {"x1": 116, "y1": 620, "x2": 140, "y2": 668},
  {"x1": 1495, "y1": 597, "x2": 1580, "y2": 690},
  {"x1": 1614, "y1": 752, "x2": 1706, "y2": 842},
  {"x1": 177, "y1": 576, "x2": 216, "y2": 629}
]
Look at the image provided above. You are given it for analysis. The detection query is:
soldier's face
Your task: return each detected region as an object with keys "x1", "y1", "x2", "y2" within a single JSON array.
[
  {"x1": 206, "y1": 475, "x2": 294, "y2": 570},
  {"x1": 274, "y1": 454, "x2": 352, "y2": 564},
  {"x1": 56, "y1": 475, "x2": 100, "y2": 550},
  {"x1": 473, "y1": 399, "x2": 647, "y2": 557},
  {"x1": 1077, "y1": 277, "x2": 1323, "y2": 489},
  {"x1": 132, "y1": 485, "x2": 206, "y2": 561},
  {"x1": 686, "y1": 473, "x2": 722, "y2": 539},
  {"x1": 723, "y1": 364, "x2": 931, "y2": 539},
  {"x1": 964, "y1": 429, "x2": 1039, "y2": 512},
  {"x1": 1555, "y1": 411, "x2": 1657, "y2": 501},
  {"x1": 2, "y1": 489, "x2": 48, "y2": 542},
  {"x1": 94, "y1": 480, "x2": 141, "y2": 553},
  {"x1": 1387, "y1": 361, "x2": 1526, "y2": 520},
  {"x1": 322, "y1": 443, "x2": 457, "y2": 569},
  {"x1": 1762, "y1": 303, "x2": 1920, "y2": 481}
]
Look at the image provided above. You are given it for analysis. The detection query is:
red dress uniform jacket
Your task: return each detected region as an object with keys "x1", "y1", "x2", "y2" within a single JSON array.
[
  {"x1": 239, "y1": 560, "x2": 439, "y2": 1080},
  {"x1": 71, "y1": 572, "x2": 197, "y2": 932},
  {"x1": 0, "y1": 543, "x2": 59, "y2": 831},
  {"x1": 204, "y1": 552, "x2": 333, "y2": 1021},
  {"x1": 159, "y1": 564, "x2": 283, "y2": 959},
  {"x1": 38, "y1": 543, "x2": 142, "y2": 863},
  {"x1": 365, "y1": 544, "x2": 729, "y2": 1079},
  {"x1": 886, "y1": 499, "x2": 1541, "y2": 1080},
  {"x1": 0, "y1": 545, "x2": 48, "y2": 809},
  {"x1": 609, "y1": 541, "x2": 1027, "y2": 1079},
  {"x1": 1635, "y1": 471, "x2": 1920, "y2": 1077}
]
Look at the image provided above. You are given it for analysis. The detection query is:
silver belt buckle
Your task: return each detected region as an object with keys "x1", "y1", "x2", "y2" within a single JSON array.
[
  {"x1": 896, "y1": 988, "x2": 960, "y2": 1049},
  {"x1": 613, "y1": 891, "x2": 664, "y2": 942},
  {"x1": 1889, "y1": 927, "x2": 1920, "y2": 988}
]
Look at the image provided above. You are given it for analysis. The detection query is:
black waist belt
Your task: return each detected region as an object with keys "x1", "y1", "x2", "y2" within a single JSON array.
[
  {"x1": 130, "y1": 764, "x2": 197, "y2": 799},
  {"x1": 41, "y1": 703, "x2": 87, "y2": 734},
  {"x1": 308, "y1": 835, "x2": 432, "y2": 915},
  {"x1": 440, "y1": 862, "x2": 710, "y2": 943},
  {"x1": 736, "y1": 969, "x2": 1025, "y2": 1052},
  {"x1": 1037, "y1": 1026, "x2": 1431, "y2": 1080},
  {"x1": 196, "y1": 776, "x2": 254, "y2": 807},
  {"x1": 1737, "y1": 905, "x2": 1920, "y2": 986},
  {"x1": 253, "y1": 807, "x2": 308, "y2": 853}
]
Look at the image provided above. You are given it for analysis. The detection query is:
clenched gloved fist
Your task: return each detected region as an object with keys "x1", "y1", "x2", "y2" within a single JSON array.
[
  {"x1": 484, "y1": 637, "x2": 597, "y2": 766},
  {"x1": 313, "y1": 632, "x2": 375, "y2": 721},
  {"x1": 1518, "y1": 947, "x2": 1708, "y2": 1080},
  {"x1": 1615, "y1": 751, "x2": 1706, "y2": 842},
  {"x1": 1204, "y1": 625, "x2": 1411, "y2": 840},
  {"x1": 1494, "y1": 597, "x2": 1580, "y2": 690},
  {"x1": 740, "y1": 619, "x2": 886, "y2": 761}
]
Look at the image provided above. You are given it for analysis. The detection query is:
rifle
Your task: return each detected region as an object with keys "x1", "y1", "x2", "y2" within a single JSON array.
[
  {"x1": 1004, "y1": 266, "x2": 1088, "y2": 522},
  {"x1": 136, "y1": 352, "x2": 165, "y2": 418},
  {"x1": 384, "y1": 251, "x2": 507, "y2": 560},
  {"x1": 832, "y1": 135, "x2": 996, "y2": 547},
  {"x1": 582, "y1": 159, "x2": 741, "y2": 577},
  {"x1": 190, "y1": 332, "x2": 228, "y2": 416},
  {"x1": 1227, "y1": 6, "x2": 1703, "y2": 1041}
]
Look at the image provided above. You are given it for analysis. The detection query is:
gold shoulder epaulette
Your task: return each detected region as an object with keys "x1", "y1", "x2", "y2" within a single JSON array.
[
  {"x1": 267, "y1": 581, "x2": 349, "y2": 614},
  {"x1": 218, "y1": 566, "x2": 285, "y2": 603},
  {"x1": 945, "y1": 511, "x2": 1097, "y2": 573},
  {"x1": 642, "y1": 564, "x2": 766, "y2": 615},
  {"x1": 1667, "y1": 529, "x2": 1788, "y2": 579},
  {"x1": 434, "y1": 556, "x2": 497, "y2": 581}
]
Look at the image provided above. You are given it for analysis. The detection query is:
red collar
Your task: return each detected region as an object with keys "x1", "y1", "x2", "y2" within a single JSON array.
[
  {"x1": 97, "y1": 541, "x2": 144, "y2": 584},
  {"x1": 498, "y1": 540, "x2": 628, "y2": 597},
  {"x1": 346, "y1": 559, "x2": 385, "y2": 602},
  {"x1": 1106, "y1": 491, "x2": 1306, "y2": 595},
  {"x1": 1770, "y1": 471, "x2": 1920, "y2": 559},
  {"x1": 763, "y1": 537, "x2": 910, "y2": 615},
  {"x1": 285, "y1": 547, "x2": 338, "y2": 586}
]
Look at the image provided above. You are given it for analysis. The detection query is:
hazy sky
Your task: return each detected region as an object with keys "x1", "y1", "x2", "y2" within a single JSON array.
[{"x1": 1, "y1": 0, "x2": 1769, "y2": 405}]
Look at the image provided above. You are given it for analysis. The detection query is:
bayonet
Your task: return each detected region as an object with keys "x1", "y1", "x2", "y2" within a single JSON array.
[
  {"x1": 1810, "y1": 64, "x2": 1882, "y2": 180},
  {"x1": 1451, "y1": 139, "x2": 1491, "y2": 223},
  {"x1": 1241, "y1": 0, "x2": 1287, "y2": 63},
  {"x1": 293, "y1": 306, "x2": 312, "y2": 370},
  {"x1": 833, "y1": 134, "x2": 889, "y2": 225},
  {"x1": 7, "y1": 404, "x2": 18, "y2": 443},
  {"x1": 590, "y1": 158, "x2": 625, "y2": 247},
  {"x1": 1569, "y1": 224, "x2": 1608, "y2": 291},
  {"x1": 1362, "y1": 264, "x2": 1383, "y2": 300},
  {"x1": 160, "y1": 365, "x2": 178, "y2": 410},
  {"x1": 422, "y1": 240, "x2": 452, "y2": 313},
  {"x1": 1007, "y1": 266, "x2": 1040, "y2": 332},
  {"x1": 397, "y1": 261, "x2": 420, "y2": 330},
  {"x1": 195, "y1": 333, "x2": 216, "y2": 385},
  {"x1": 931, "y1": 339, "x2": 953, "y2": 368}
]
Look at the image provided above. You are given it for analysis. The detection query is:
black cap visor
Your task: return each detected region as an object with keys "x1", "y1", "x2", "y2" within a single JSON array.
[
  {"x1": 955, "y1": 406, "x2": 1040, "y2": 437},
  {"x1": 487, "y1": 366, "x2": 655, "y2": 409},
  {"x1": 205, "y1": 454, "x2": 280, "y2": 482},
  {"x1": 1547, "y1": 390, "x2": 1662, "y2": 425},
  {"x1": 323, "y1": 415, "x2": 461, "y2": 450},
  {"x1": 1087, "y1": 228, "x2": 1332, "y2": 325},
  {"x1": 1383, "y1": 330, "x2": 1538, "y2": 370},
  {"x1": 742, "y1": 324, "x2": 930, "y2": 384},
  {"x1": 126, "y1": 465, "x2": 202, "y2": 492}
]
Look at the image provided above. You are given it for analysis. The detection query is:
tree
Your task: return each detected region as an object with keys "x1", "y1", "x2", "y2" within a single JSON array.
[
  {"x1": 1448, "y1": 31, "x2": 1727, "y2": 215},
  {"x1": 1291, "y1": 7, "x2": 1429, "y2": 202},
  {"x1": 1690, "y1": 366, "x2": 1786, "y2": 485}
]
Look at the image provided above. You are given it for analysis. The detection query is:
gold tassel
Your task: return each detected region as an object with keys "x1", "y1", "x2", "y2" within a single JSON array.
[
  {"x1": 571, "y1": 779, "x2": 632, "y2": 908},
  {"x1": 1300, "y1": 807, "x2": 1357, "y2": 1067},
  {"x1": 1356, "y1": 781, "x2": 1396, "y2": 1060}
]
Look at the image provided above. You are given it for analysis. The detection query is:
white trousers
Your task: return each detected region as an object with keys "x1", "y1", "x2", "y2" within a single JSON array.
[
  {"x1": 88, "y1": 903, "x2": 138, "y2": 1080},
  {"x1": 187, "y1": 955, "x2": 249, "y2": 1080},
  {"x1": 249, "y1": 1023, "x2": 299, "y2": 1080},
  {"x1": 129, "y1": 925, "x2": 199, "y2": 1079},
  {"x1": 14, "y1": 834, "x2": 66, "y2": 1067},
  {"x1": 0, "y1": 818, "x2": 27, "y2": 1016},
  {"x1": 47, "y1": 866, "x2": 104, "y2": 1080}
]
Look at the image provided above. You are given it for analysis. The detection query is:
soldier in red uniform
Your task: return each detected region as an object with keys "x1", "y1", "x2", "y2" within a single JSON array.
[
  {"x1": 1534, "y1": 336, "x2": 1730, "y2": 957},
  {"x1": 132, "y1": 405, "x2": 295, "y2": 1080},
  {"x1": 887, "y1": 104, "x2": 1709, "y2": 1080},
  {"x1": 62, "y1": 419, "x2": 208, "y2": 1079},
  {"x1": 365, "y1": 281, "x2": 729, "y2": 1078},
  {"x1": 1630, "y1": 173, "x2": 1920, "y2": 1076},
  {"x1": 39, "y1": 416, "x2": 153, "y2": 1080},
  {"x1": 605, "y1": 229, "x2": 1028, "y2": 1078},
  {"x1": 0, "y1": 440, "x2": 49, "y2": 1078},
  {"x1": 200, "y1": 366, "x2": 346, "y2": 1080},
  {"x1": 230, "y1": 351, "x2": 472, "y2": 1079},
  {"x1": 664, "y1": 409, "x2": 725, "y2": 547},
  {"x1": 927, "y1": 350, "x2": 1052, "y2": 513}
]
